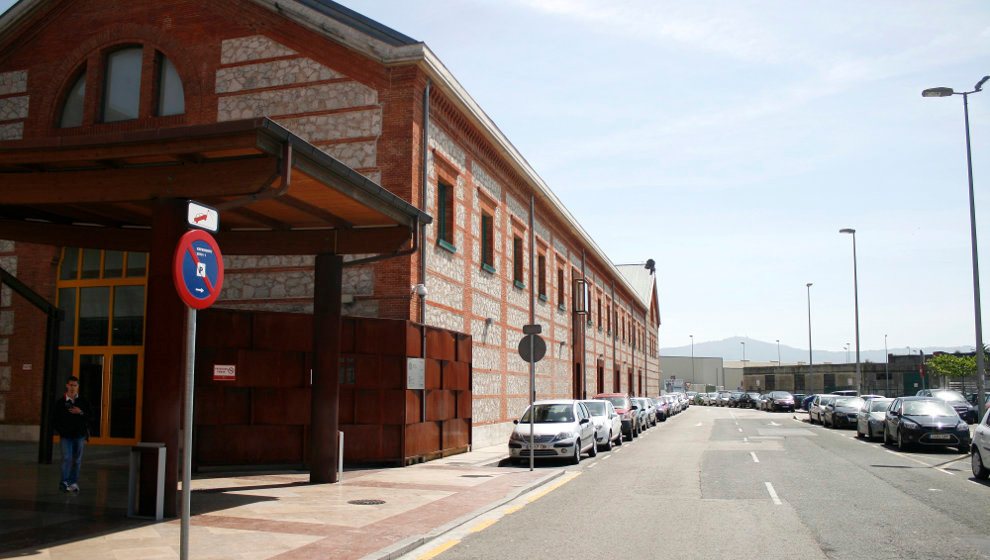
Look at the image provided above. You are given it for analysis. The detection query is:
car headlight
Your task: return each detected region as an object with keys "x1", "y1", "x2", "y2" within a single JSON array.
[
  {"x1": 552, "y1": 431, "x2": 576, "y2": 443},
  {"x1": 509, "y1": 431, "x2": 526, "y2": 442},
  {"x1": 957, "y1": 422, "x2": 969, "y2": 431},
  {"x1": 901, "y1": 419, "x2": 920, "y2": 430}
]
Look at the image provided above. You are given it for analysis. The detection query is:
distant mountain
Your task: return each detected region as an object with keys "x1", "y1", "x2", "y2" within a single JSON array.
[{"x1": 660, "y1": 336, "x2": 971, "y2": 364}]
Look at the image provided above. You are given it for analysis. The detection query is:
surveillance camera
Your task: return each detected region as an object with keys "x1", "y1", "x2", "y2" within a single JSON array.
[{"x1": 412, "y1": 284, "x2": 428, "y2": 297}]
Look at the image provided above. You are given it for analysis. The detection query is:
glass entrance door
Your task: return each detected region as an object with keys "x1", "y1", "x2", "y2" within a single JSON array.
[{"x1": 57, "y1": 248, "x2": 147, "y2": 445}]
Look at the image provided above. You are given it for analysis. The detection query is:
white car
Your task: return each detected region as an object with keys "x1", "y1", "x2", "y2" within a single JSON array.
[
  {"x1": 580, "y1": 399, "x2": 623, "y2": 451},
  {"x1": 508, "y1": 400, "x2": 597, "y2": 464},
  {"x1": 973, "y1": 407, "x2": 990, "y2": 480}
]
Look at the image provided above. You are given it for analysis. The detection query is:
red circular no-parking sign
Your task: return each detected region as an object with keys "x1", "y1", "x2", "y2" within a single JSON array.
[{"x1": 173, "y1": 229, "x2": 224, "y2": 309}]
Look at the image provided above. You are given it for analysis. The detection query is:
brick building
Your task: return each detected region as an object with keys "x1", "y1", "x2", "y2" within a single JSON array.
[{"x1": 0, "y1": 0, "x2": 660, "y2": 513}]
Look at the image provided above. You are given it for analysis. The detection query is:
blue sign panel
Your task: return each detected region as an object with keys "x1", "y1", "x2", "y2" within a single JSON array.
[{"x1": 173, "y1": 230, "x2": 224, "y2": 309}]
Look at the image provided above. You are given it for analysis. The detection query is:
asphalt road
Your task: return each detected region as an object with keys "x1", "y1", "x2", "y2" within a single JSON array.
[{"x1": 400, "y1": 405, "x2": 990, "y2": 560}]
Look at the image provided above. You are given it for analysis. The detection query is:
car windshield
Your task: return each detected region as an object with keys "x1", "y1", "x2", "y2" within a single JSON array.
[
  {"x1": 902, "y1": 400, "x2": 958, "y2": 417},
  {"x1": 747, "y1": 393, "x2": 761, "y2": 398},
  {"x1": 869, "y1": 399, "x2": 892, "y2": 412},
  {"x1": 835, "y1": 397, "x2": 864, "y2": 408},
  {"x1": 771, "y1": 392, "x2": 790, "y2": 399},
  {"x1": 600, "y1": 396, "x2": 629, "y2": 409},
  {"x1": 520, "y1": 404, "x2": 574, "y2": 423},
  {"x1": 931, "y1": 390, "x2": 967, "y2": 403},
  {"x1": 583, "y1": 401, "x2": 606, "y2": 416}
]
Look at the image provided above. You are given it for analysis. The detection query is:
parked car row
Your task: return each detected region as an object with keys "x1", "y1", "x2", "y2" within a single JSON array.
[
  {"x1": 697, "y1": 390, "x2": 797, "y2": 412},
  {"x1": 800, "y1": 390, "x2": 990, "y2": 480},
  {"x1": 507, "y1": 392, "x2": 692, "y2": 464}
]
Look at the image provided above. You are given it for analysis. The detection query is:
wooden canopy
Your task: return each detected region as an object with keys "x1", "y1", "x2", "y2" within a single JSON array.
[{"x1": 0, "y1": 118, "x2": 431, "y2": 255}]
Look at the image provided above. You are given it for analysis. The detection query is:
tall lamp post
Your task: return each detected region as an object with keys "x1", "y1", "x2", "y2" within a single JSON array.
[
  {"x1": 839, "y1": 228, "x2": 862, "y2": 394},
  {"x1": 690, "y1": 334, "x2": 696, "y2": 386},
  {"x1": 923, "y1": 75, "x2": 989, "y2": 420},
  {"x1": 807, "y1": 283, "x2": 814, "y2": 395},
  {"x1": 776, "y1": 339, "x2": 781, "y2": 365},
  {"x1": 883, "y1": 335, "x2": 890, "y2": 397},
  {"x1": 741, "y1": 341, "x2": 746, "y2": 363}
]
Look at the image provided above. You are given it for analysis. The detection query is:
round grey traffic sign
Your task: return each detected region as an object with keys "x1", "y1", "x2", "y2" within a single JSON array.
[{"x1": 518, "y1": 333, "x2": 547, "y2": 363}]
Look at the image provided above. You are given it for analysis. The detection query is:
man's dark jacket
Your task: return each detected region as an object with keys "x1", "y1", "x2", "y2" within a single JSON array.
[{"x1": 53, "y1": 393, "x2": 92, "y2": 439}]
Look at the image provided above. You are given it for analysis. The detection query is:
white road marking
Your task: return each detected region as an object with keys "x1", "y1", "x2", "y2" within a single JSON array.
[
  {"x1": 751, "y1": 452, "x2": 759, "y2": 463},
  {"x1": 765, "y1": 482, "x2": 782, "y2": 505},
  {"x1": 696, "y1": 422, "x2": 704, "y2": 427},
  {"x1": 738, "y1": 428, "x2": 743, "y2": 433}
]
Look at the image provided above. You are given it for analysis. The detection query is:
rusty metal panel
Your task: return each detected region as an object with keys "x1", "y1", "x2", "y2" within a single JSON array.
[
  {"x1": 339, "y1": 386, "x2": 355, "y2": 424},
  {"x1": 380, "y1": 355, "x2": 403, "y2": 389},
  {"x1": 196, "y1": 425, "x2": 304, "y2": 466},
  {"x1": 455, "y1": 390, "x2": 472, "y2": 419},
  {"x1": 426, "y1": 390, "x2": 455, "y2": 422},
  {"x1": 252, "y1": 312, "x2": 312, "y2": 352},
  {"x1": 341, "y1": 317, "x2": 356, "y2": 353},
  {"x1": 342, "y1": 424, "x2": 381, "y2": 461},
  {"x1": 355, "y1": 318, "x2": 409, "y2": 356},
  {"x1": 252, "y1": 387, "x2": 311, "y2": 425},
  {"x1": 425, "y1": 327, "x2": 455, "y2": 361},
  {"x1": 354, "y1": 354, "x2": 381, "y2": 389},
  {"x1": 442, "y1": 418, "x2": 469, "y2": 450},
  {"x1": 405, "y1": 391, "x2": 420, "y2": 424},
  {"x1": 406, "y1": 322, "x2": 422, "y2": 357},
  {"x1": 198, "y1": 309, "x2": 253, "y2": 349},
  {"x1": 236, "y1": 349, "x2": 306, "y2": 387},
  {"x1": 382, "y1": 390, "x2": 405, "y2": 425},
  {"x1": 455, "y1": 332, "x2": 472, "y2": 363},
  {"x1": 425, "y1": 359, "x2": 442, "y2": 389},
  {"x1": 354, "y1": 390, "x2": 382, "y2": 424},
  {"x1": 404, "y1": 422, "x2": 439, "y2": 457}
]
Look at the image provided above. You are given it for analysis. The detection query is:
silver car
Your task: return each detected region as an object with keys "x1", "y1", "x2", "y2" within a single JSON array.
[
  {"x1": 580, "y1": 399, "x2": 623, "y2": 451},
  {"x1": 809, "y1": 394, "x2": 836, "y2": 425},
  {"x1": 508, "y1": 400, "x2": 597, "y2": 464},
  {"x1": 856, "y1": 397, "x2": 892, "y2": 440},
  {"x1": 973, "y1": 408, "x2": 990, "y2": 480}
]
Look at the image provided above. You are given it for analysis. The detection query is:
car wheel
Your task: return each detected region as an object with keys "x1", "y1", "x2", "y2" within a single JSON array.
[
  {"x1": 883, "y1": 426, "x2": 891, "y2": 445},
  {"x1": 570, "y1": 442, "x2": 581, "y2": 464},
  {"x1": 897, "y1": 429, "x2": 909, "y2": 451},
  {"x1": 588, "y1": 437, "x2": 598, "y2": 457},
  {"x1": 867, "y1": 424, "x2": 874, "y2": 440},
  {"x1": 602, "y1": 431, "x2": 613, "y2": 451},
  {"x1": 972, "y1": 448, "x2": 990, "y2": 480},
  {"x1": 856, "y1": 424, "x2": 864, "y2": 438}
]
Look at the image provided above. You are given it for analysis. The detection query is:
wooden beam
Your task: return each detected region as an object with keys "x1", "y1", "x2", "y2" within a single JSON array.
[
  {"x1": 214, "y1": 226, "x2": 410, "y2": 255},
  {"x1": 0, "y1": 157, "x2": 278, "y2": 204},
  {"x1": 0, "y1": 219, "x2": 151, "y2": 250}
]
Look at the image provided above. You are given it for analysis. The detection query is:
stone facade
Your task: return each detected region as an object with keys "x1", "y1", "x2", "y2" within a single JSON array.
[{"x1": 0, "y1": 70, "x2": 27, "y2": 141}]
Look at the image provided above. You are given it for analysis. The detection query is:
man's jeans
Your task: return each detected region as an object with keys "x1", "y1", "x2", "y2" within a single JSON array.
[{"x1": 60, "y1": 437, "x2": 85, "y2": 486}]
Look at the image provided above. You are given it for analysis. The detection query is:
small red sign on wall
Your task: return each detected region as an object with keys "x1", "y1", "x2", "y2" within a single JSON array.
[{"x1": 213, "y1": 364, "x2": 236, "y2": 381}]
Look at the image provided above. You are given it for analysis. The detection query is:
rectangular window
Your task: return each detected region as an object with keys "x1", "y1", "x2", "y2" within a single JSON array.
[
  {"x1": 513, "y1": 235, "x2": 524, "y2": 287},
  {"x1": 557, "y1": 267, "x2": 565, "y2": 307},
  {"x1": 538, "y1": 254, "x2": 547, "y2": 299},
  {"x1": 481, "y1": 212, "x2": 495, "y2": 272},
  {"x1": 437, "y1": 181, "x2": 455, "y2": 251},
  {"x1": 597, "y1": 296, "x2": 602, "y2": 327}
]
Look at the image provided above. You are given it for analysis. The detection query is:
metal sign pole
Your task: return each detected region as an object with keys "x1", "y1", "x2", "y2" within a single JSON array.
[
  {"x1": 529, "y1": 195, "x2": 535, "y2": 471},
  {"x1": 181, "y1": 306, "x2": 196, "y2": 560}
]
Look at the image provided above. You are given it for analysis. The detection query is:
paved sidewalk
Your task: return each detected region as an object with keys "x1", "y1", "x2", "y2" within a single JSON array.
[{"x1": 0, "y1": 442, "x2": 561, "y2": 559}]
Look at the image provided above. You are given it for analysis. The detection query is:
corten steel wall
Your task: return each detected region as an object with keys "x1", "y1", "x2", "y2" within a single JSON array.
[
  {"x1": 194, "y1": 309, "x2": 471, "y2": 467},
  {"x1": 0, "y1": 241, "x2": 58, "y2": 441}
]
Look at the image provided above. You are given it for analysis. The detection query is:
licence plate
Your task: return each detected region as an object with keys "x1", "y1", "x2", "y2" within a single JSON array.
[
  {"x1": 523, "y1": 443, "x2": 552, "y2": 449},
  {"x1": 929, "y1": 434, "x2": 951, "y2": 440}
]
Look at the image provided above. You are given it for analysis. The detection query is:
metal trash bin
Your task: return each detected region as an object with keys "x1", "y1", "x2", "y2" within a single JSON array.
[{"x1": 128, "y1": 442, "x2": 166, "y2": 520}]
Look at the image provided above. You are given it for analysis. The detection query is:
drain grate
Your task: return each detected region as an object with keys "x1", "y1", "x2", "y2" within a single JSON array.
[{"x1": 348, "y1": 499, "x2": 386, "y2": 505}]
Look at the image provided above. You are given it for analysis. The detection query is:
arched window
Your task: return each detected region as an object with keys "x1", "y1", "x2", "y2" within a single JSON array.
[
  {"x1": 59, "y1": 72, "x2": 87, "y2": 128},
  {"x1": 57, "y1": 45, "x2": 185, "y2": 128}
]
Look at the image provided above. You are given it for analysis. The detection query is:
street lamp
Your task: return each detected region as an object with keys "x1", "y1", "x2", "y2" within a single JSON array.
[
  {"x1": 807, "y1": 283, "x2": 814, "y2": 395},
  {"x1": 923, "y1": 75, "x2": 989, "y2": 420},
  {"x1": 883, "y1": 335, "x2": 890, "y2": 397},
  {"x1": 690, "y1": 334, "x2": 696, "y2": 386},
  {"x1": 741, "y1": 341, "x2": 746, "y2": 363},
  {"x1": 844, "y1": 343, "x2": 850, "y2": 363},
  {"x1": 776, "y1": 339, "x2": 781, "y2": 365},
  {"x1": 839, "y1": 228, "x2": 862, "y2": 394}
]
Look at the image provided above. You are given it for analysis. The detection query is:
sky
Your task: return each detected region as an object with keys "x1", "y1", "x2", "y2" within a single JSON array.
[{"x1": 2, "y1": 0, "x2": 989, "y2": 354}]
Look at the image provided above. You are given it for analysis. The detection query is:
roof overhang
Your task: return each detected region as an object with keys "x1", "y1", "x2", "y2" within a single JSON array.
[{"x1": 0, "y1": 118, "x2": 431, "y2": 255}]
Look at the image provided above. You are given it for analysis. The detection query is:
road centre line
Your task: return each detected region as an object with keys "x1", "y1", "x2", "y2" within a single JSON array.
[
  {"x1": 751, "y1": 452, "x2": 759, "y2": 463},
  {"x1": 765, "y1": 482, "x2": 782, "y2": 505}
]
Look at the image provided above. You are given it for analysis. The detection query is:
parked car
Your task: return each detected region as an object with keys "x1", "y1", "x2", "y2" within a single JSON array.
[
  {"x1": 664, "y1": 394, "x2": 681, "y2": 414},
  {"x1": 792, "y1": 393, "x2": 807, "y2": 410},
  {"x1": 677, "y1": 392, "x2": 690, "y2": 410},
  {"x1": 823, "y1": 396, "x2": 864, "y2": 429},
  {"x1": 705, "y1": 392, "x2": 719, "y2": 406},
  {"x1": 508, "y1": 400, "x2": 597, "y2": 464},
  {"x1": 831, "y1": 390, "x2": 859, "y2": 397},
  {"x1": 651, "y1": 397, "x2": 668, "y2": 422},
  {"x1": 735, "y1": 392, "x2": 760, "y2": 409},
  {"x1": 856, "y1": 397, "x2": 892, "y2": 440},
  {"x1": 716, "y1": 391, "x2": 732, "y2": 407},
  {"x1": 801, "y1": 394, "x2": 816, "y2": 411},
  {"x1": 916, "y1": 389, "x2": 978, "y2": 423},
  {"x1": 594, "y1": 393, "x2": 639, "y2": 440},
  {"x1": 727, "y1": 391, "x2": 745, "y2": 407},
  {"x1": 972, "y1": 408, "x2": 990, "y2": 479},
  {"x1": 764, "y1": 391, "x2": 796, "y2": 412},
  {"x1": 580, "y1": 399, "x2": 623, "y2": 451},
  {"x1": 634, "y1": 397, "x2": 656, "y2": 428},
  {"x1": 808, "y1": 394, "x2": 835, "y2": 424},
  {"x1": 882, "y1": 397, "x2": 972, "y2": 452}
]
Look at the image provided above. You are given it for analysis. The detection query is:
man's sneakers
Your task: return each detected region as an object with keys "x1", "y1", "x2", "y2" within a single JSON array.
[
  {"x1": 59, "y1": 481, "x2": 69, "y2": 493},
  {"x1": 67, "y1": 483, "x2": 79, "y2": 493},
  {"x1": 60, "y1": 482, "x2": 79, "y2": 493}
]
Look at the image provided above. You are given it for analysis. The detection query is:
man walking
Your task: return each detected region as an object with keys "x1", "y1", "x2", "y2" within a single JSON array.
[{"x1": 53, "y1": 376, "x2": 92, "y2": 493}]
